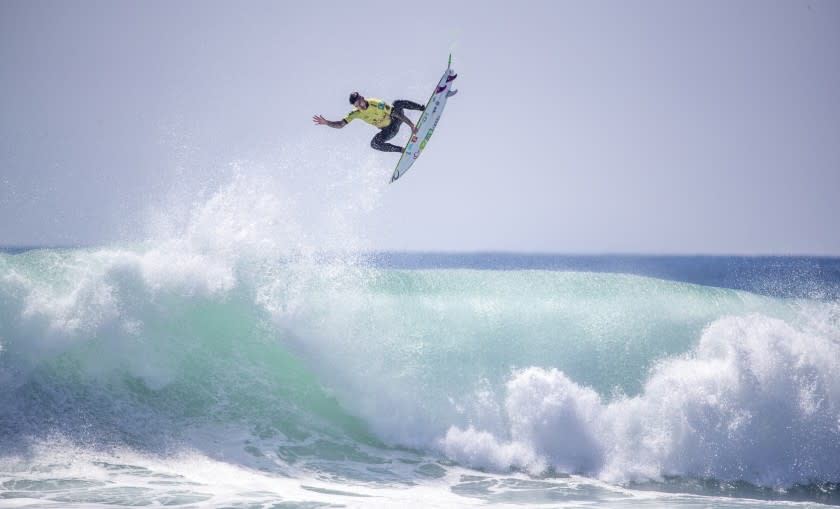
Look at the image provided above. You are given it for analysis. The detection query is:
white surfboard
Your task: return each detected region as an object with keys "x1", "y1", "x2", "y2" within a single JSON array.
[{"x1": 390, "y1": 55, "x2": 458, "y2": 183}]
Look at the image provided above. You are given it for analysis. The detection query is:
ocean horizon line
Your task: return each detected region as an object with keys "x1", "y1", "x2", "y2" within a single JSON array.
[{"x1": 2, "y1": 245, "x2": 839, "y2": 259}]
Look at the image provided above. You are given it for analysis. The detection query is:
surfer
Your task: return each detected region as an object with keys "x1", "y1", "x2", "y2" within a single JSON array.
[{"x1": 313, "y1": 92, "x2": 425, "y2": 153}]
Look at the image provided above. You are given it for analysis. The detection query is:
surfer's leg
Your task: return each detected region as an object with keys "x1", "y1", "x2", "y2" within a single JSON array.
[
  {"x1": 371, "y1": 123, "x2": 403, "y2": 153},
  {"x1": 370, "y1": 135, "x2": 403, "y2": 152},
  {"x1": 393, "y1": 99, "x2": 424, "y2": 111}
]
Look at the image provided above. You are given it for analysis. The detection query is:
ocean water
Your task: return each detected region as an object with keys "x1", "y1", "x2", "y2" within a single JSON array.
[{"x1": 2, "y1": 179, "x2": 840, "y2": 508}]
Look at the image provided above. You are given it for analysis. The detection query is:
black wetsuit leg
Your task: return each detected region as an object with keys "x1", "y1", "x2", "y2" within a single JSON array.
[
  {"x1": 370, "y1": 100, "x2": 424, "y2": 153},
  {"x1": 392, "y1": 99, "x2": 424, "y2": 112},
  {"x1": 371, "y1": 119, "x2": 403, "y2": 152}
]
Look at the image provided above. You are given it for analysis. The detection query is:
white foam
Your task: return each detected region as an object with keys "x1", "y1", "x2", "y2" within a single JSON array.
[
  {"x1": 0, "y1": 437, "x2": 523, "y2": 509},
  {"x1": 441, "y1": 308, "x2": 840, "y2": 487}
]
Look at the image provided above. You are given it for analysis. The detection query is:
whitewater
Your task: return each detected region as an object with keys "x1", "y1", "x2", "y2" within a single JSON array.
[{"x1": 2, "y1": 173, "x2": 840, "y2": 508}]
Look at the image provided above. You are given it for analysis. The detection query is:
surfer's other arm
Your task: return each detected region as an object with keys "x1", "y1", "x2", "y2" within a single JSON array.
[
  {"x1": 391, "y1": 110, "x2": 417, "y2": 134},
  {"x1": 312, "y1": 115, "x2": 346, "y2": 129}
]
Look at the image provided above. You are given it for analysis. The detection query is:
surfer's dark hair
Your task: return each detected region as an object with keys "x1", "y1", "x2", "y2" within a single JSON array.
[{"x1": 349, "y1": 92, "x2": 360, "y2": 104}]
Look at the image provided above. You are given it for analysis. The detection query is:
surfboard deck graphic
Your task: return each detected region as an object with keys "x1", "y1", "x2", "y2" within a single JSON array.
[{"x1": 390, "y1": 55, "x2": 458, "y2": 183}]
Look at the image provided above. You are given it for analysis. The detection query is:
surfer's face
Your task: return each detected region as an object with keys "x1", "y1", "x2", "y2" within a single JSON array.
[{"x1": 354, "y1": 97, "x2": 367, "y2": 109}]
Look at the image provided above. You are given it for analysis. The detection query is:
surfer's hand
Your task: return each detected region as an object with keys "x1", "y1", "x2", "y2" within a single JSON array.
[{"x1": 313, "y1": 114, "x2": 327, "y2": 125}]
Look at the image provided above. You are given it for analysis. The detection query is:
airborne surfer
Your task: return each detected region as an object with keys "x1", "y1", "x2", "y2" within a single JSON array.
[{"x1": 313, "y1": 92, "x2": 425, "y2": 153}]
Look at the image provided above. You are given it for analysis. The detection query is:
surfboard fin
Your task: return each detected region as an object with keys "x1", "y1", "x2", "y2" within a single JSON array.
[{"x1": 446, "y1": 89, "x2": 458, "y2": 98}]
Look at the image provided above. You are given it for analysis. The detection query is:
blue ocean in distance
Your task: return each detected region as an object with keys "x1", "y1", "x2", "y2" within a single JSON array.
[{"x1": 372, "y1": 252, "x2": 840, "y2": 299}]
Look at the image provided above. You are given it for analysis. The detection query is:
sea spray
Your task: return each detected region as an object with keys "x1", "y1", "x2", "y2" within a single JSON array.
[{"x1": 2, "y1": 173, "x2": 840, "y2": 507}]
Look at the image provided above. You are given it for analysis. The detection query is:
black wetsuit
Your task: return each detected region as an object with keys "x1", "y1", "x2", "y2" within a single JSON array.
[{"x1": 370, "y1": 100, "x2": 425, "y2": 153}]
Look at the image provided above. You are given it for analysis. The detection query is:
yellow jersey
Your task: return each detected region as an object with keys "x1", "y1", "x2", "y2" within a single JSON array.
[{"x1": 343, "y1": 98, "x2": 393, "y2": 128}]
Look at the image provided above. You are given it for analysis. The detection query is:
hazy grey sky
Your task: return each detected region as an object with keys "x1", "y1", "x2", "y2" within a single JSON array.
[{"x1": 2, "y1": 0, "x2": 839, "y2": 254}]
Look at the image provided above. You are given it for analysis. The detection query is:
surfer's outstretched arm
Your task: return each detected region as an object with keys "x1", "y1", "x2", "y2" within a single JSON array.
[{"x1": 312, "y1": 115, "x2": 346, "y2": 129}]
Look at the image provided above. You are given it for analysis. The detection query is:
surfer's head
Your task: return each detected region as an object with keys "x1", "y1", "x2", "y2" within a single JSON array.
[{"x1": 349, "y1": 92, "x2": 366, "y2": 109}]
